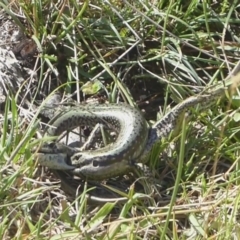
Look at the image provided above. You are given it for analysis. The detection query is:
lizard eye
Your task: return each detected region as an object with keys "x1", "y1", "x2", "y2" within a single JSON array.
[{"x1": 92, "y1": 160, "x2": 99, "y2": 167}]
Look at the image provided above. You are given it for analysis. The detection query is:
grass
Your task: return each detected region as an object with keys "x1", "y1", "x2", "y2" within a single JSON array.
[{"x1": 1, "y1": 0, "x2": 240, "y2": 239}]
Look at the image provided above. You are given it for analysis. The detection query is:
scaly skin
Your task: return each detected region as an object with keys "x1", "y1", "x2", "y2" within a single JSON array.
[
  {"x1": 36, "y1": 103, "x2": 149, "y2": 180},
  {"x1": 36, "y1": 73, "x2": 240, "y2": 180}
]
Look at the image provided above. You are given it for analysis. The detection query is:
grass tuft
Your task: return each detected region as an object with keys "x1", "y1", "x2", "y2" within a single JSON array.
[{"x1": 1, "y1": 0, "x2": 240, "y2": 239}]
